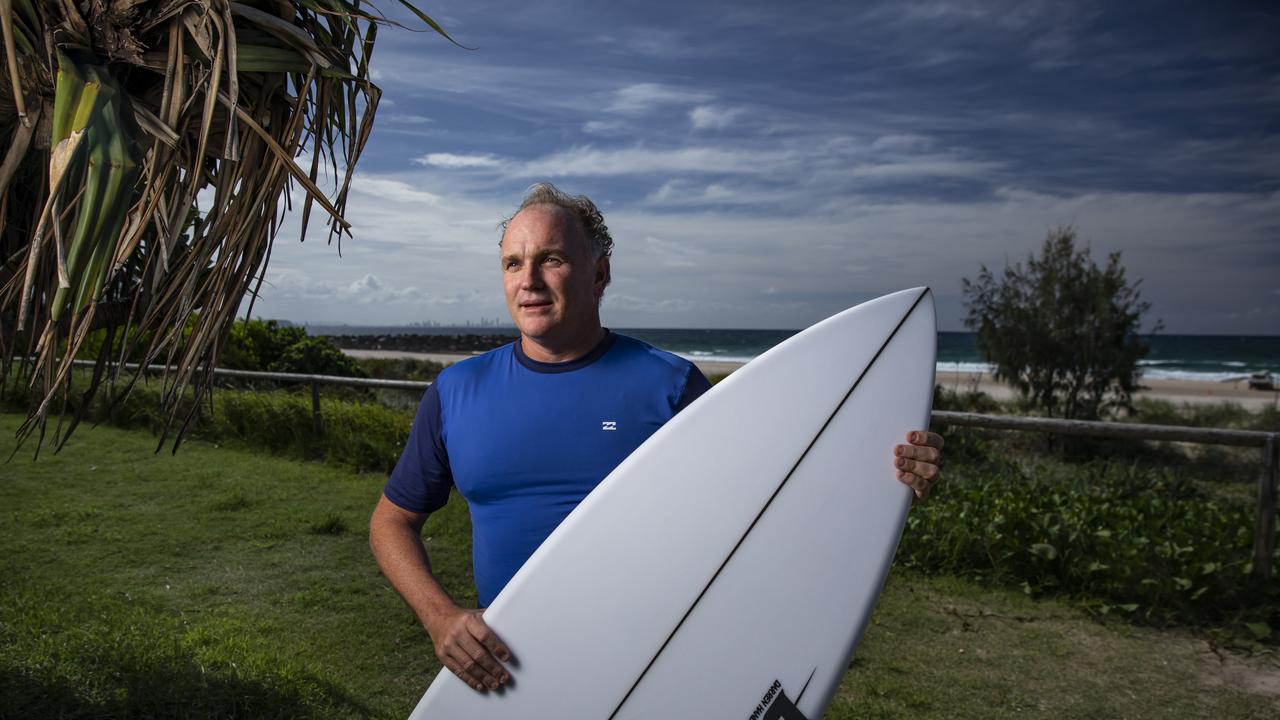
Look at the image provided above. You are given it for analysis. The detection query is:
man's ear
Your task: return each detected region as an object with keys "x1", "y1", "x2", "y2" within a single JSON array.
[{"x1": 594, "y1": 257, "x2": 611, "y2": 294}]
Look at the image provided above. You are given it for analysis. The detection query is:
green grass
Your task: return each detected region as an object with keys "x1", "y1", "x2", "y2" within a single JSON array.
[
  {"x1": 0, "y1": 411, "x2": 473, "y2": 718},
  {"x1": 836, "y1": 574, "x2": 1279, "y2": 719},
  {"x1": 2, "y1": 412, "x2": 1278, "y2": 718}
]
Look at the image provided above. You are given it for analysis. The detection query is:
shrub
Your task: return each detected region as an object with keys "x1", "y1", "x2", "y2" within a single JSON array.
[
  {"x1": 221, "y1": 318, "x2": 308, "y2": 371},
  {"x1": 898, "y1": 460, "x2": 1278, "y2": 634},
  {"x1": 271, "y1": 337, "x2": 366, "y2": 378},
  {"x1": 962, "y1": 227, "x2": 1160, "y2": 420},
  {"x1": 933, "y1": 384, "x2": 1003, "y2": 414},
  {"x1": 2, "y1": 372, "x2": 411, "y2": 473},
  {"x1": 356, "y1": 357, "x2": 446, "y2": 382},
  {"x1": 1129, "y1": 398, "x2": 1280, "y2": 432}
]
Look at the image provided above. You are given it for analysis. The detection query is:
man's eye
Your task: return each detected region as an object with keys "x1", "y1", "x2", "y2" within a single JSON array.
[
  {"x1": 504, "y1": 260, "x2": 519, "y2": 270},
  {"x1": 545, "y1": 257, "x2": 563, "y2": 266}
]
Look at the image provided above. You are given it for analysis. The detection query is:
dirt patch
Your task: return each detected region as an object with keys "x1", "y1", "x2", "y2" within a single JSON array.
[{"x1": 1199, "y1": 644, "x2": 1280, "y2": 702}]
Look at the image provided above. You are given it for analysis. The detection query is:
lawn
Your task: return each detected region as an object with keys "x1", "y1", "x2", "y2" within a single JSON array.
[{"x1": 1, "y1": 412, "x2": 1276, "y2": 718}]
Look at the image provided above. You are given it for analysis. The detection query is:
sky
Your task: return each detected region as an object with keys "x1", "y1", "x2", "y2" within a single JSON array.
[{"x1": 248, "y1": 0, "x2": 1280, "y2": 333}]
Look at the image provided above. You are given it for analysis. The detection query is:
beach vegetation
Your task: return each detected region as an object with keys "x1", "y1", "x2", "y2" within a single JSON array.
[
  {"x1": 1129, "y1": 397, "x2": 1280, "y2": 432},
  {"x1": 898, "y1": 456, "x2": 1278, "y2": 636},
  {"x1": 357, "y1": 356, "x2": 446, "y2": 383},
  {"x1": 221, "y1": 318, "x2": 306, "y2": 371},
  {"x1": 962, "y1": 227, "x2": 1160, "y2": 420},
  {"x1": 4, "y1": 411, "x2": 1278, "y2": 719},
  {"x1": 272, "y1": 336, "x2": 367, "y2": 378},
  {"x1": 218, "y1": 318, "x2": 365, "y2": 378},
  {"x1": 0, "y1": 0, "x2": 455, "y2": 452},
  {"x1": 2, "y1": 368, "x2": 409, "y2": 471},
  {"x1": 70, "y1": 316, "x2": 365, "y2": 377}
]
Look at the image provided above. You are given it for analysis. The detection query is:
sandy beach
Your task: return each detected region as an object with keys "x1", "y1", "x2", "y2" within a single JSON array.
[
  {"x1": 343, "y1": 349, "x2": 1279, "y2": 411},
  {"x1": 934, "y1": 370, "x2": 1278, "y2": 411}
]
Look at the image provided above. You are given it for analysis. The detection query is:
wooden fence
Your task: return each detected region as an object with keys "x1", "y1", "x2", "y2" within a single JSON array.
[{"x1": 66, "y1": 362, "x2": 1280, "y2": 581}]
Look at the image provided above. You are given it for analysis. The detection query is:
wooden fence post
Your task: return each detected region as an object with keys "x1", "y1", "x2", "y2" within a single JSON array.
[
  {"x1": 1254, "y1": 434, "x2": 1277, "y2": 582},
  {"x1": 310, "y1": 381, "x2": 323, "y2": 437}
]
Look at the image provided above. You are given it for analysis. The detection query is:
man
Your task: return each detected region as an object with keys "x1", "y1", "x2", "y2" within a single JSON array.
[{"x1": 369, "y1": 184, "x2": 944, "y2": 695}]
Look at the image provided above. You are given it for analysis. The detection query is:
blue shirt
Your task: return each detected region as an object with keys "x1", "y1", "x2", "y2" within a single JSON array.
[{"x1": 385, "y1": 332, "x2": 711, "y2": 606}]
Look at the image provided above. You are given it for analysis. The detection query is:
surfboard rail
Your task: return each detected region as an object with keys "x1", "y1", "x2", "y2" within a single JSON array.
[{"x1": 411, "y1": 287, "x2": 937, "y2": 719}]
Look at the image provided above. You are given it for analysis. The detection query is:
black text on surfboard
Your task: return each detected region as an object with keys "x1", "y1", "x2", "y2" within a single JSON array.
[{"x1": 746, "y1": 679, "x2": 811, "y2": 720}]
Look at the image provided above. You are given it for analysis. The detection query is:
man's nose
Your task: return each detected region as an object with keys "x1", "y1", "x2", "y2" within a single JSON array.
[{"x1": 520, "y1": 263, "x2": 544, "y2": 289}]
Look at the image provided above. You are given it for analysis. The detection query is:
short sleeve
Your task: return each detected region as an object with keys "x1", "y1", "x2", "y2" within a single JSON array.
[
  {"x1": 675, "y1": 364, "x2": 713, "y2": 412},
  {"x1": 384, "y1": 383, "x2": 454, "y2": 514}
]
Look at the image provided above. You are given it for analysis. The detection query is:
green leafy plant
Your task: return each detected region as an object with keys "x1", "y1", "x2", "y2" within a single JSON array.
[
  {"x1": 898, "y1": 459, "x2": 1278, "y2": 635},
  {"x1": 356, "y1": 356, "x2": 446, "y2": 383},
  {"x1": 962, "y1": 227, "x2": 1161, "y2": 420}
]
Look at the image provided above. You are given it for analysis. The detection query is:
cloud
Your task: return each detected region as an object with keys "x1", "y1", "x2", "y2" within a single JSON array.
[
  {"x1": 845, "y1": 157, "x2": 1003, "y2": 180},
  {"x1": 870, "y1": 134, "x2": 933, "y2": 152},
  {"x1": 383, "y1": 114, "x2": 434, "y2": 125},
  {"x1": 604, "y1": 293, "x2": 730, "y2": 314},
  {"x1": 519, "y1": 145, "x2": 780, "y2": 177},
  {"x1": 267, "y1": 269, "x2": 481, "y2": 307},
  {"x1": 414, "y1": 153, "x2": 504, "y2": 169},
  {"x1": 255, "y1": 161, "x2": 1279, "y2": 332},
  {"x1": 607, "y1": 83, "x2": 713, "y2": 114},
  {"x1": 350, "y1": 176, "x2": 442, "y2": 205},
  {"x1": 689, "y1": 105, "x2": 743, "y2": 130},
  {"x1": 887, "y1": 0, "x2": 1083, "y2": 32},
  {"x1": 646, "y1": 180, "x2": 793, "y2": 207},
  {"x1": 642, "y1": 235, "x2": 706, "y2": 268},
  {"x1": 348, "y1": 273, "x2": 383, "y2": 294},
  {"x1": 582, "y1": 120, "x2": 627, "y2": 135},
  {"x1": 248, "y1": 3, "x2": 1278, "y2": 332}
]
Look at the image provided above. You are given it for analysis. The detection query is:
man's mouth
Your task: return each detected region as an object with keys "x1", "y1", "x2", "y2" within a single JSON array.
[{"x1": 520, "y1": 299, "x2": 552, "y2": 309}]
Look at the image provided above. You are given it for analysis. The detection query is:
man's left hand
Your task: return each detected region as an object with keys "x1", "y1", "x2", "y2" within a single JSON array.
[{"x1": 894, "y1": 431, "x2": 944, "y2": 503}]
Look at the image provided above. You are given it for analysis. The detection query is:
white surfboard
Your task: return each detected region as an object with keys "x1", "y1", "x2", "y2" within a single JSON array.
[{"x1": 410, "y1": 288, "x2": 936, "y2": 719}]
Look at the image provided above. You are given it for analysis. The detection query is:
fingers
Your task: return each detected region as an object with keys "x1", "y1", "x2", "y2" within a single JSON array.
[
  {"x1": 894, "y1": 442, "x2": 940, "y2": 464},
  {"x1": 895, "y1": 430, "x2": 944, "y2": 504},
  {"x1": 441, "y1": 653, "x2": 493, "y2": 694},
  {"x1": 473, "y1": 618, "x2": 515, "y2": 667},
  {"x1": 459, "y1": 631, "x2": 504, "y2": 685},
  {"x1": 894, "y1": 454, "x2": 939, "y2": 481},
  {"x1": 433, "y1": 611, "x2": 512, "y2": 693},
  {"x1": 896, "y1": 468, "x2": 932, "y2": 502},
  {"x1": 895, "y1": 458, "x2": 938, "y2": 503},
  {"x1": 905, "y1": 430, "x2": 944, "y2": 449}
]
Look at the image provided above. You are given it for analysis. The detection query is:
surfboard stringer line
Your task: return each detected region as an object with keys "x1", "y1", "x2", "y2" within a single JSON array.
[{"x1": 607, "y1": 287, "x2": 932, "y2": 719}]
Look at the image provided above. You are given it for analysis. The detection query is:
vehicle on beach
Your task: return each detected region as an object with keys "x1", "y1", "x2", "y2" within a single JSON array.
[{"x1": 1247, "y1": 371, "x2": 1276, "y2": 390}]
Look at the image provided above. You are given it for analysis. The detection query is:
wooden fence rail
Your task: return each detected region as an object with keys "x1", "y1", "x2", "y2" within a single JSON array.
[{"x1": 66, "y1": 362, "x2": 1280, "y2": 580}]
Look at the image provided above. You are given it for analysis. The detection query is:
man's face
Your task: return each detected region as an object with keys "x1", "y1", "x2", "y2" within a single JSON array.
[{"x1": 500, "y1": 204, "x2": 608, "y2": 346}]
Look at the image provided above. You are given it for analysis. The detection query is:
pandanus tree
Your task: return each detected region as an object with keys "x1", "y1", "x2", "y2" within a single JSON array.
[{"x1": 0, "y1": 0, "x2": 452, "y2": 450}]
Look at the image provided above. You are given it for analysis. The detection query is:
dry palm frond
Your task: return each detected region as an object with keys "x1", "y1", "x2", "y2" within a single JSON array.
[{"x1": 0, "y1": 0, "x2": 457, "y2": 454}]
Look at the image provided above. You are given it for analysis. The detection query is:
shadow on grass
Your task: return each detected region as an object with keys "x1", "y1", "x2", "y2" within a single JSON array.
[{"x1": 0, "y1": 646, "x2": 376, "y2": 720}]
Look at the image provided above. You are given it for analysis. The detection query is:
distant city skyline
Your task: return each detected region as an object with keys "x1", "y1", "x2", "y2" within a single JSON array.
[{"x1": 248, "y1": 1, "x2": 1279, "y2": 334}]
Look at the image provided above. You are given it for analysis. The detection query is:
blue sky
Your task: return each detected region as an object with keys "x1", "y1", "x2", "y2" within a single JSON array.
[{"x1": 252, "y1": 0, "x2": 1279, "y2": 333}]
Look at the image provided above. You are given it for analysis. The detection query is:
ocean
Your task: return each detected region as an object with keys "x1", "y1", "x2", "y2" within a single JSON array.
[{"x1": 307, "y1": 324, "x2": 1280, "y2": 383}]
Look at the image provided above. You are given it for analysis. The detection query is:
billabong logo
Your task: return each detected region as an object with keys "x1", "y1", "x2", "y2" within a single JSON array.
[
  {"x1": 602, "y1": 421, "x2": 617, "y2": 431},
  {"x1": 746, "y1": 671, "x2": 815, "y2": 720}
]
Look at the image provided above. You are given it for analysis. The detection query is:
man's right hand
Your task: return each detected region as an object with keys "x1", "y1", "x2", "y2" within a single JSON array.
[
  {"x1": 426, "y1": 606, "x2": 514, "y2": 693},
  {"x1": 369, "y1": 494, "x2": 515, "y2": 695}
]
